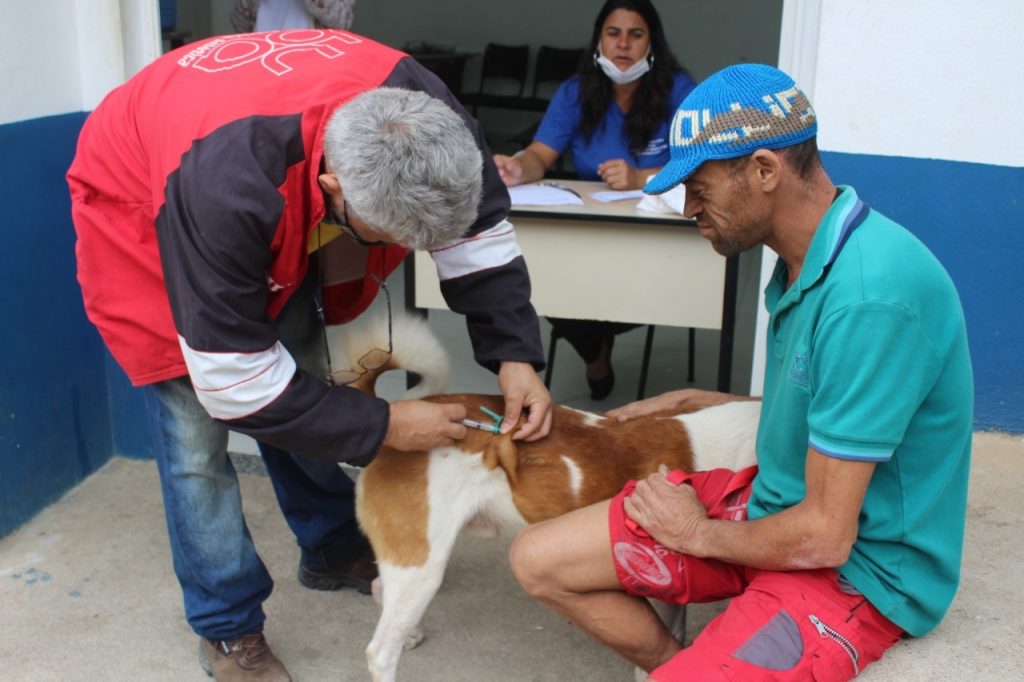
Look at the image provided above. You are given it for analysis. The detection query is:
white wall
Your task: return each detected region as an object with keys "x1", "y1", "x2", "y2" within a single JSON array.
[
  {"x1": 812, "y1": 1, "x2": 1023, "y2": 168},
  {"x1": 0, "y1": 0, "x2": 161, "y2": 125},
  {"x1": 119, "y1": 0, "x2": 163, "y2": 81},
  {"x1": 0, "y1": 0, "x2": 90, "y2": 124}
]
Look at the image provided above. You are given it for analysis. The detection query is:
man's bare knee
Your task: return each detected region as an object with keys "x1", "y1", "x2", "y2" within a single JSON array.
[
  {"x1": 510, "y1": 501, "x2": 616, "y2": 602},
  {"x1": 509, "y1": 524, "x2": 559, "y2": 598}
]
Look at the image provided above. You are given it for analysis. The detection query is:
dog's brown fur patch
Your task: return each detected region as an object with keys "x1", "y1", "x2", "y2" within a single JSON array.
[
  {"x1": 510, "y1": 409, "x2": 696, "y2": 522},
  {"x1": 356, "y1": 448, "x2": 431, "y2": 567}
]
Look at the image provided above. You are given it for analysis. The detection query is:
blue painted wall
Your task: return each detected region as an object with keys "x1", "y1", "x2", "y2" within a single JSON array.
[
  {"x1": 823, "y1": 151, "x2": 1024, "y2": 433},
  {"x1": 106, "y1": 352, "x2": 153, "y2": 461},
  {"x1": 0, "y1": 113, "x2": 113, "y2": 538}
]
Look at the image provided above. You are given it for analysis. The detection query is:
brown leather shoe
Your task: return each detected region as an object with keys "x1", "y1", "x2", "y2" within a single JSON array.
[
  {"x1": 198, "y1": 633, "x2": 292, "y2": 681},
  {"x1": 298, "y1": 545, "x2": 378, "y2": 594}
]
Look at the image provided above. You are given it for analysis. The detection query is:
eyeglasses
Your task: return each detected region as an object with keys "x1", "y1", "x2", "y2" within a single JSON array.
[
  {"x1": 332, "y1": 199, "x2": 389, "y2": 248},
  {"x1": 315, "y1": 218, "x2": 393, "y2": 387}
]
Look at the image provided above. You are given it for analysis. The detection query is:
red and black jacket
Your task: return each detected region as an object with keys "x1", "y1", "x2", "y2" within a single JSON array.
[{"x1": 68, "y1": 30, "x2": 542, "y2": 464}]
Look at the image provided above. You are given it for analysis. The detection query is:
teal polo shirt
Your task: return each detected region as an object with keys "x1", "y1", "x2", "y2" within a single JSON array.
[{"x1": 748, "y1": 186, "x2": 974, "y2": 636}]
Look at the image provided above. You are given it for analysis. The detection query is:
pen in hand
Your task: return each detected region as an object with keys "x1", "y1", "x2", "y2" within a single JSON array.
[{"x1": 536, "y1": 181, "x2": 582, "y2": 199}]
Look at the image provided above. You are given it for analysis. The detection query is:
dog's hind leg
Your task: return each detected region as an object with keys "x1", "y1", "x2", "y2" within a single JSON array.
[
  {"x1": 363, "y1": 448, "x2": 523, "y2": 681},
  {"x1": 366, "y1": 560, "x2": 446, "y2": 682},
  {"x1": 370, "y1": 576, "x2": 424, "y2": 651}
]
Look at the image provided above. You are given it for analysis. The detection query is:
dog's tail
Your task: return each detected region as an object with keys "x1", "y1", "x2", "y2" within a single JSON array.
[{"x1": 330, "y1": 310, "x2": 450, "y2": 399}]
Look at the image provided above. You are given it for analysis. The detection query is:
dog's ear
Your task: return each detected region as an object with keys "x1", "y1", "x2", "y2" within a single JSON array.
[{"x1": 482, "y1": 435, "x2": 519, "y2": 485}]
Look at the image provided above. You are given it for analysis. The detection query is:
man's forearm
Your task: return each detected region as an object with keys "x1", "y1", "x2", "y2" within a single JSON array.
[
  {"x1": 691, "y1": 505, "x2": 853, "y2": 571},
  {"x1": 689, "y1": 453, "x2": 875, "y2": 571}
]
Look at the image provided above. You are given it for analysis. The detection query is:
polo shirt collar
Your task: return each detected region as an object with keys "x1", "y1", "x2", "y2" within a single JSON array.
[{"x1": 767, "y1": 185, "x2": 870, "y2": 312}]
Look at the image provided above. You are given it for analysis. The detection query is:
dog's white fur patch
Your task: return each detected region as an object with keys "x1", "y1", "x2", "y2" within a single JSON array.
[
  {"x1": 426, "y1": 446, "x2": 527, "y2": 538},
  {"x1": 676, "y1": 400, "x2": 761, "y2": 471},
  {"x1": 562, "y1": 406, "x2": 606, "y2": 427},
  {"x1": 560, "y1": 455, "x2": 584, "y2": 497}
]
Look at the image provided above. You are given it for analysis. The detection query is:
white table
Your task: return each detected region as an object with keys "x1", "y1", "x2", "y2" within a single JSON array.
[{"x1": 406, "y1": 180, "x2": 738, "y2": 392}]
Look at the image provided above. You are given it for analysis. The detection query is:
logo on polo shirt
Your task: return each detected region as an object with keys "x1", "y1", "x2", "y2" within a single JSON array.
[{"x1": 790, "y1": 348, "x2": 810, "y2": 390}]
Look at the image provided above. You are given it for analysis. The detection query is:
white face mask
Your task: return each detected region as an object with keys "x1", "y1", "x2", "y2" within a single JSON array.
[{"x1": 594, "y1": 46, "x2": 652, "y2": 85}]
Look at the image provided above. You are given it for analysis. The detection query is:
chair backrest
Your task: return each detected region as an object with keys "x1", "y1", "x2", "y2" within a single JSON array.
[
  {"x1": 478, "y1": 43, "x2": 530, "y2": 96},
  {"x1": 531, "y1": 46, "x2": 585, "y2": 98}
]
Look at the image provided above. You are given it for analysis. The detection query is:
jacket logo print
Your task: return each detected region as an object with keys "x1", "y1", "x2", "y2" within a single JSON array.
[
  {"x1": 266, "y1": 274, "x2": 289, "y2": 293},
  {"x1": 177, "y1": 30, "x2": 361, "y2": 76}
]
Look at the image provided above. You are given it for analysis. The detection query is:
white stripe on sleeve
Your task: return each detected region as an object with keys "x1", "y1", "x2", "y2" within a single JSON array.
[
  {"x1": 178, "y1": 335, "x2": 297, "y2": 420},
  {"x1": 427, "y1": 220, "x2": 523, "y2": 280}
]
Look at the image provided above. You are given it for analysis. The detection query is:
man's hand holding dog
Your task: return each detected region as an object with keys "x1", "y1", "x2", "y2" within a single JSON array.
[
  {"x1": 624, "y1": 464, "x2": 710, "y2": 556},
  {"x1": 608, "y1": 388, "x2": 754, "y2": 422},
  {"x1": 498, "y1": 361, "x2": 553, "y2": 442},
  {"x1": 385, "y1": 400, "x2": 468, "y2": 451}
]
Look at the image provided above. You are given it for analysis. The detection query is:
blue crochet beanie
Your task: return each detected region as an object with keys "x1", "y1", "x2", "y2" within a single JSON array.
[{"x1": 645, "y1": 63, "x2": 817, "y2": 194}]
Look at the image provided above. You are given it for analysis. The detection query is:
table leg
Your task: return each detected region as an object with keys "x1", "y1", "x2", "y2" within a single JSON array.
[{"x1": 717, "y1": 255, "x2": 739, "y2": 392}]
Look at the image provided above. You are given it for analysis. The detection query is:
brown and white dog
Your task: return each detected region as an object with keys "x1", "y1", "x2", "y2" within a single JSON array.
[{"x1": 336, "y1": 313, "x2": 759, "y2": 682}]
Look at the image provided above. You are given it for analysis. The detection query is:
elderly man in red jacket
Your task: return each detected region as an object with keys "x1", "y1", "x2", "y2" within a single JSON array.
[{"x1": 68, "y1": 29, "x2": 552, "y2": 681}]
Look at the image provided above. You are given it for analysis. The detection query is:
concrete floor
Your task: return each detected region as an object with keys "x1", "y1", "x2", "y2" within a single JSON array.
[
  {"x1": 3, "y1": 266, "x2": 1023, "y2": 681},
  {"x1": 2, "y1": 433, "x2": 1021, "y2": 681}
]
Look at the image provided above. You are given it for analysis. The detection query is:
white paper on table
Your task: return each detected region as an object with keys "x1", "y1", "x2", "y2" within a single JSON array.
[
  {"x1": 636, "y1": 183, "x2": 688, "y2": 215},
  {"x1": 589, "y1": 189, "x2": 646, "y2": 202},
  {"x1": 509, "y1": 184, "x2": 584, "y2": 206}
]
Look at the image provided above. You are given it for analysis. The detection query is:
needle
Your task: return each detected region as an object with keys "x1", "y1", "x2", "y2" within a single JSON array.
[{"x1": 457, "y1": 418, "x2": 500, "y2": 433}]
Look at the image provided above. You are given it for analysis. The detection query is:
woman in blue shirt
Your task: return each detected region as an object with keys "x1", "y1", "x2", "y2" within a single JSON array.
[{"x1": 494, "y1": 0, "x2": 696, "y2": 399}]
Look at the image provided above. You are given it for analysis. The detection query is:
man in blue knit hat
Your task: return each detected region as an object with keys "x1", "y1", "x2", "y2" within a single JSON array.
[{"x1": 508, "y1": 63, "x2": 973, "y2": 680}]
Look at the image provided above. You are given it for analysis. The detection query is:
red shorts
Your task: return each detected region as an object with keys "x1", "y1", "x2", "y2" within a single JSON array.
[{"x1": 609, "y1": 467, "x2": 903, "y2": 681}]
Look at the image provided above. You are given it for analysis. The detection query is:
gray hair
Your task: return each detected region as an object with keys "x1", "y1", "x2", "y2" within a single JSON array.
[{"x1": 324, "y1": 87, "x2": 483, "y2": 250}]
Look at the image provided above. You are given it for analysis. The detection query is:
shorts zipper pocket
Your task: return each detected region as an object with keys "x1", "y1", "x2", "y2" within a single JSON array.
[{"x1": 809, "y1": 613, "x2": 859, "y2": 675}]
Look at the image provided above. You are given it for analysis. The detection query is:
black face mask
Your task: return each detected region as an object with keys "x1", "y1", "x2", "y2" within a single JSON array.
[{"x1": 328, "y1": 199, "x2": 389, "y2": 247}]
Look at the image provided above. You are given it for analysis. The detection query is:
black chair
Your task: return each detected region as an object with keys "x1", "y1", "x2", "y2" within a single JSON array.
[
  {"x1": 544, "y1": 325, "x2": 696, "y2": 401},
  {"x1": 504, "y1": 46, "x2": 585, "y2": 112},
  {"x1": 460, "y1": 43, "x2": 530, "y2": 115},
  {"x1": 501, "y1": 46, "x2": 584, "y2": 167}
]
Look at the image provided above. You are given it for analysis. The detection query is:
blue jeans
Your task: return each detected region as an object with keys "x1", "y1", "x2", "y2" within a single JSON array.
[{"x1": 142, "y1": 273, "x2": 367, "y2": 640}]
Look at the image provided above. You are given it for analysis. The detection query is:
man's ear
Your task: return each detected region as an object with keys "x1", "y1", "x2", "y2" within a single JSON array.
[
  {"x1": 318, "y1": 172, "x2": 341, "y2": 196},
  {"x1": 749, "y1": 149, "x2": 783, "y2": 192}
]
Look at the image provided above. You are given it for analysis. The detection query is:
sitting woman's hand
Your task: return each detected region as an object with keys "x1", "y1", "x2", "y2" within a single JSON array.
[
  {"x1": 493, "y1": 154, "x2": 525, "y2": 187},
  {"x1": 597, "y1": 158, "x2": 642, "y2": 190}
]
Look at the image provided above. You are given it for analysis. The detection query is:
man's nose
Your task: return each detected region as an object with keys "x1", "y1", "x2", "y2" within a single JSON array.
[{"x1": 684, "y1": 196, "x2": 701, "y2": 218}]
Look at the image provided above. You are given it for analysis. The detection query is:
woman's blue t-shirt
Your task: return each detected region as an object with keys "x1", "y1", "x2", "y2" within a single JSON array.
[{"x1": 533, "y1": 72, "x2": 696, "y2": 179}]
